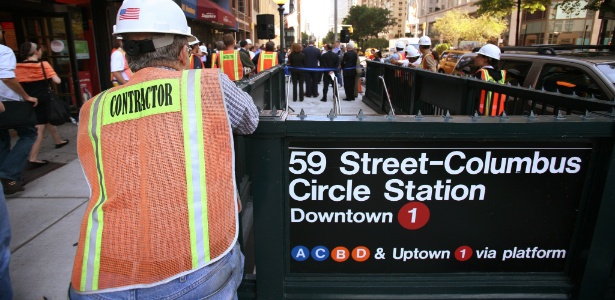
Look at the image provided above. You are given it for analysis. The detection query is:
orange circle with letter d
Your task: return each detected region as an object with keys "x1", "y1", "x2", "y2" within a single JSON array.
[{"x1": 352, "y1": 246, "x2": 370, "y2": 262}]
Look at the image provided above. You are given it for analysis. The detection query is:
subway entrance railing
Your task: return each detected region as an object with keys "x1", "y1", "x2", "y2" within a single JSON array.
[{"x1": 233, "y1": 65, "x2": 615, "y2": 299}]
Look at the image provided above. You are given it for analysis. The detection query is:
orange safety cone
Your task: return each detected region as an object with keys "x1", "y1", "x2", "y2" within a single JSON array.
[{"x1": 357, "y1": 77, "x2": 363, "y2": 93}]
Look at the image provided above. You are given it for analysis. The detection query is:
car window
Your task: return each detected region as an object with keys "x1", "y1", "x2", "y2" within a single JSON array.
[
  {"x1": 454, "y1": 55, "x2": 479, "y2": 76},
  {"x1": 500, "y1": 60, "x2": 532, "y2": 86},
  {"x1": 441, "y1": 52, "x2": 449, "y2": 61},
  {"x1": 596, "y1": 63, "x2": 615, "y2": 84},
  {"x1": 536, "y1": 64, "x2": 609, "y2": 100},
  {"x1": 447, "y1": 54, "x2": 458, "y2": 62}
]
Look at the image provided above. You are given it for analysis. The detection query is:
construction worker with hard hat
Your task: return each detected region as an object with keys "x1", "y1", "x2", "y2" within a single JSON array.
[
  {"x1": 391, "y1": 45, "x2": 421, "y2": 68},
  {"x1": 418, "y1": 36, "x2": 439, "y2": 72},
  {"x1": 219, "y1": 34, "x2": 254, "y2": 81},
  {"x1": 69, "y1": 0, "x2": 259, "y2": 297},
  {"x1": 473, "y1": 43, "x2": 507, "y2": 116},
  {"x1": 188, "y1": 38, "x2": 204, "y2": 69},
  {"x1": 384, "y1": 40, "x2": 406, "y2": 64}
]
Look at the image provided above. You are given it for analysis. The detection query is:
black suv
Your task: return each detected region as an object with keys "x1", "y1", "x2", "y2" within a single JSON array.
[{"x1": 453, "y1": 45, "x2": 615, "y2": 101}]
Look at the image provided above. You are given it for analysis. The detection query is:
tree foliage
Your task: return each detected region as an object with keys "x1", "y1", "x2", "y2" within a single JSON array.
[
  {"x1": 322, "y1": 30, "x2": 335, "y2": 45},
  {"x1": 364, "y1": 38, "x2": 389, "y2": 50},
  {"x1": 557, "y1": 0, "x2": 613, "y2": 14},
  {"x1": 342, "y1": 5, "x2": 396, "y2": 44},
  {"x1": 433, "y1": 10, "x2": 508, "y2": 47},
  {"x1": 475, "y1": 0, "x2": 550, "y2": 17},
  {"x1": 301, "y1": 32, "x2": 310, "y2": 44}
]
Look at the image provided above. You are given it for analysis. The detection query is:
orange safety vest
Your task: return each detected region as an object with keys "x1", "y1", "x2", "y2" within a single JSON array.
[
  {"x1": 420, "y1": 52, "x2": 434, "y2": 71},
  {"x1": 478, "y1": 68, "x2": 507, "y2": 116},
  {"x1": 189, "y1": 54, "x2": 204, "y2": 69},
  {"x1": 211, "y1": 52, "x2": 219, "y2": 68},
  {"x1": 257, "y1": 51, "x2": 278, "y2": 72},
  {"x1": 72, "y1": 68, "x2": 237, "y2": 292},
  {"x1": 218, "y1": 50, "x2": 243, "y2": 81},
  {"x1": 110, "y1": 48, "x2": 133, "y2": 82}
]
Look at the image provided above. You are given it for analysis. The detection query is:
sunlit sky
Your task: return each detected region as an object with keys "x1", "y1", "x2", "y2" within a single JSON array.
[{"x1": 301, "y1": 0, "x2": 332, "y2": 38}]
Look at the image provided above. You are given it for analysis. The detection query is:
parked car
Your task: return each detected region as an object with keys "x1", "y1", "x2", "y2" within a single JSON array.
[
  {"x1": 452, "y1": 46, "x2": 615, "y2": 101},
  {"x1": 438, "y1": 50, "x2": 469, "y2": 74}
]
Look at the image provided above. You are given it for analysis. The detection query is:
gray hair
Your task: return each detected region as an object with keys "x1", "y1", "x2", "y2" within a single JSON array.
[{"x1": 124, "y1": 34, "x2": 188, "y2": 72}]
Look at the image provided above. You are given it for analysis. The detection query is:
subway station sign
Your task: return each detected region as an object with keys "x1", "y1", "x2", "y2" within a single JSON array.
[{"x1": 287, "y1": 141, "x2": 592, "y2": 273}]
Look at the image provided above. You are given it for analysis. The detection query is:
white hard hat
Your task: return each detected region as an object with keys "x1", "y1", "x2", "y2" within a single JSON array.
[
  {"x1": 199, "y1": 45, "x2": 207, "y2": 53},
  {"x1": 113, "y1": 0, "x2": 196, "y2": 43},
  {"x1": 189, "y1": 38, "x2": 200, "y2": 46},
  {"x1": 245, "y1": 39, "x2": 253, "y2": 45},
  {"x1": 395, "y1": 41, "x2": 405, "y2": 49},
  {"x1": 419, "y1": 36, "x2": 431, "y2": 46},
  {"x1": 477, "y1": 44, "x2": 501, "y2": 60},
  {"x1": 405, "y1": 45, "x2": 420, "y2": 58}
]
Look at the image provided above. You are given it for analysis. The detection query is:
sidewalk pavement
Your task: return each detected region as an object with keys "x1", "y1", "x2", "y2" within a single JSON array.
[{"x1": 5, "y1": 79, "x2": 374, "y2": 300}]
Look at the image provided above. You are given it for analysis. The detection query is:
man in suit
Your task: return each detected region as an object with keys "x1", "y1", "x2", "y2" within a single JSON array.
[
  {"x1": 320, "y1": 44, "x2": 339, "y2": 102},
  {"x1": 340, "y1": 42, "x2": 358, "y2": 100},
  {"x1": 302, "y1": 39, "x2": 321, "y2": 98}
]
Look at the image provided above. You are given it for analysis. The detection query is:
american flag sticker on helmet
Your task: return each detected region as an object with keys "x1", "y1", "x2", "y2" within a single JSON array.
[{"x1": 119, "y1": 8, "x2": 140, "y2": 20}]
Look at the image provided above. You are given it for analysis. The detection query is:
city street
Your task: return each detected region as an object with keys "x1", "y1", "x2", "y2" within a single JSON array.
[{"x1": 5, "y1": 79, "x2": 374, "y2": 299}]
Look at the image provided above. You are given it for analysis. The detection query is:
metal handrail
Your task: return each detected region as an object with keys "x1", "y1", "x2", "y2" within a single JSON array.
[{"x1": 378, "y1": 75, "x2": 395, "y2": 116}]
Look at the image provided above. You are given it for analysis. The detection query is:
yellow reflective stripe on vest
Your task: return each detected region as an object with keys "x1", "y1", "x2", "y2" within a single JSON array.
[
  {"x1": 181, "y1": 70, "x2": 211, "y2": 267},
  {"x1": 102, "y1": 79, "x2": 181, "y2": 125},
  {"x1": 81, "y1": 91, "x2": 109, "y2": 291},
  {"x1": 258, "y1": 52, "x2": 276, "y2": 72}
]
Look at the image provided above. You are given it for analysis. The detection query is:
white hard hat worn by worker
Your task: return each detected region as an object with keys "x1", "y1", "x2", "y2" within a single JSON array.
[
  {"x1": 395, "y1": 40, "x2": 405, "y2": 49},
  {"x1": 113, "y1": 0, "x2": 196, "y2": 56},
  {"x1": 405, "y1": 45, "x2": 420, "y2": 58},
  {"x1": 419, "y1": 36, "x2": 431, "y2": 46},
  {"x1": 477, "y1": 44, "x2": 501, "y2": 60}
]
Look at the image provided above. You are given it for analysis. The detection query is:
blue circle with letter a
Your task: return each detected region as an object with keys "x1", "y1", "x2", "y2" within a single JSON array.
[{"x1": 291, "y1": 246, "x2": 310, "y2": 261}]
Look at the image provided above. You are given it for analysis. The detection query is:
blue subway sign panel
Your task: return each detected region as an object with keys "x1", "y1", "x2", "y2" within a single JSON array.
[{"x1": 287, "y1": 140, "x2": 591, "y2": 273}]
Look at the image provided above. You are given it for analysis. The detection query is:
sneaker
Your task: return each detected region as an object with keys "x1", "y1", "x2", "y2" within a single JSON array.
[{"x1": 1, "y1": 178, "x2": 24, "y2": 195}]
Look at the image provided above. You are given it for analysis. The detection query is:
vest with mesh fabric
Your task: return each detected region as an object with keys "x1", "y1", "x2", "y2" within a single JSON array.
[
  {"x1": 420, "y1": 52, "x2": 434, "y2": 70},
  {"x1": 71, "y1": 68, "x2": 237, "y2": 292},
  {"x1": 218, "y1": 50, "x2": 243, "y2": 81},
  {"x1": 257, "y1": 51, "x2": 278, "y2": 72},
  {"x1": 479, "y1": 68, "x2": 507, "y2": 116}
]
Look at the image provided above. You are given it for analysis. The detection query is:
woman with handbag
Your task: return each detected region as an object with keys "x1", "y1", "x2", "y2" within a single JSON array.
[{"x1": 15, "y1": 42, "x2": 68, "y2": 167}]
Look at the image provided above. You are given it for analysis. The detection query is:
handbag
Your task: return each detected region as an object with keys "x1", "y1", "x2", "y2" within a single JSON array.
[
  {"x1": 0, "y1": 101, "x2": 37, "y2": 129},
  {"x1": 41, "y1": 62, "x2": 70, "y2": 126}
]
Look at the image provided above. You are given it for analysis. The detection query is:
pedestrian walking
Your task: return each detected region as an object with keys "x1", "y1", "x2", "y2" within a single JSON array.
[
  {"x1": 302, "y1": 39, "x2": 321, "y2": 98},
  {"x1": 341, "y1": 42, "x2": 358, "y2": 101},
  {"x1": 68, "y1": 0, "x2": 259, "y2": 297},
  {"x1": 473, "y1": 44, "x2": 507, "y2": 116},
  {"x1": 15, "y1": 42, "x2": 69, "y2": 168},
  {"x1": 288, "y1": 43, "x2": 306, "y2": 102},
  {"x1": 0, "y1": 24, "x2": 38, "y2": 195}
]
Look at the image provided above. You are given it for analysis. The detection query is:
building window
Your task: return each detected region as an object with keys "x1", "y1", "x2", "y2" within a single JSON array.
[{"x1": 239, "y1": 0, "x2": 245, "y2": 13}]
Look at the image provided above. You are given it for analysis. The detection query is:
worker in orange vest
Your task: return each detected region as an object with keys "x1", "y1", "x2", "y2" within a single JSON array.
[
  {"x1": 218, "y1": 34, "x2": 254, "y2": 81},
  {"x1": 252, "y1": 40, "x2": 278, "y2": 73},
  {"x1": 209, "y1": 41, "x2": 225, "y2": 69},
  {"x1": 418, "y1": 36, "x2": 439, "y2": 72},
  {"x1": 69, "y1": 0, "x2": 259, "y2": 297},
  {"x1": 188, "y1": 39, "x2": 204, "y2": 69},
  {"x1": 473, "y1": 44, "x2": 507, "y2": 116}
]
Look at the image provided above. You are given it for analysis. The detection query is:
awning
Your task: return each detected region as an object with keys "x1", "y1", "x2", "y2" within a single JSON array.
[{"x1": 197, "y1": 0, "x2": 236, "y2": 28}]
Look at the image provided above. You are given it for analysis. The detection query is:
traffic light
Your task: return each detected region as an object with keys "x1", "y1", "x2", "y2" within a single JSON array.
[{"x1": 340, "y1": 29, "x2": 350, "y2": 43}]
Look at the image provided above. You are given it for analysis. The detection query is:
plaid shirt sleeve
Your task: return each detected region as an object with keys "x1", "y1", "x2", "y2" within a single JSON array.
[{"x1": 219, "y1": 72, "x2": 259, "y2": 135}]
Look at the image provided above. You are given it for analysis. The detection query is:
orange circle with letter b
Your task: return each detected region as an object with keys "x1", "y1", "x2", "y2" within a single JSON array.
[{"x1": 331, "y1": 246, "x2": 350, "y2": 262}]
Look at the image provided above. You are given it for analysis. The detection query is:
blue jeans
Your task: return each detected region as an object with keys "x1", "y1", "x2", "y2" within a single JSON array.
[
  {"x1": 69, "y1": 243, "x2": 244, "y2": 300},
  {"x1": 0, "y1": 126, "x2": 37, "y2": 181},
  {"x1": 0, "y1": 185, "x2": 12, "y2": 300}
]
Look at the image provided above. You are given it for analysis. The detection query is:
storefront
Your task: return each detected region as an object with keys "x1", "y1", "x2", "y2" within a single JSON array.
[
  {"x1": 182, "y1": 0, "x2": 238, "y2": 47},
  {"x1": 0, "y1": 0, "x2": 108, "y2": 109}
]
